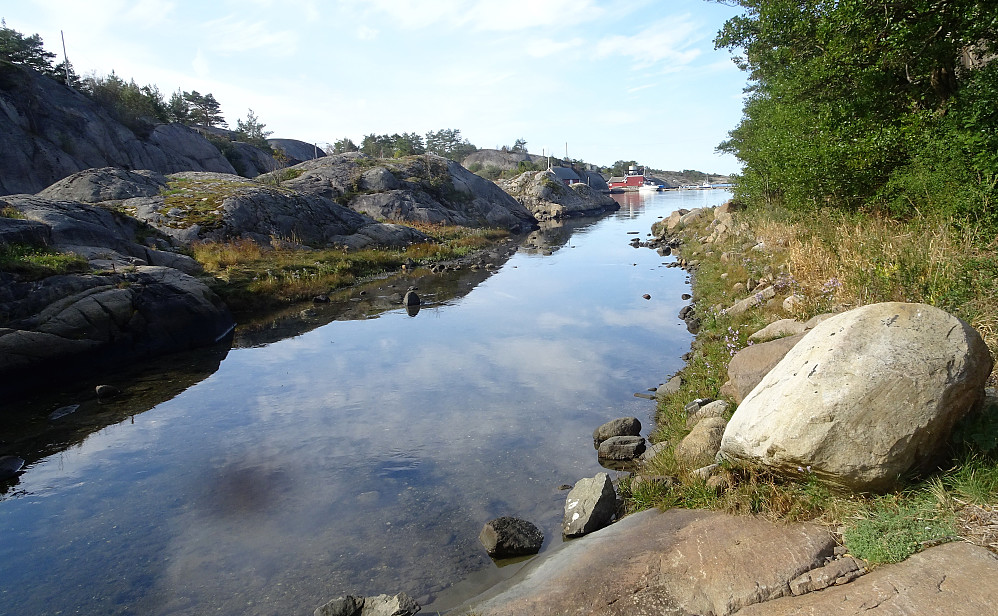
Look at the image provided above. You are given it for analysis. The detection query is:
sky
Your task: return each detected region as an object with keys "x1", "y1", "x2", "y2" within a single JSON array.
[{"x1": 4, "y1": 0, "x2": 750, "y2": 174}]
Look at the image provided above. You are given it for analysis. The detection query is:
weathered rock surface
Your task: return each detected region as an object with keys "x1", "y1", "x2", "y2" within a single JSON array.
[
  {"x1": 268, "y1": 138, "x2": 325, "y2": 165},
  {"x1": 748, "y1": 318, "x2": 808, "y2": 342},
  {"x1": 562, "y1": 472, "x2": 616, "y2": 537},
  {"x1": 479, "y1": 516, "x2": 544, "y2": 558},
  {"x1": 497, "y1": 170, "x2": 617, "y2": 221},
  {"x1": 38, "y1": 167, "x2": 168, "y2": 203},
  {"x1": 276, "y1": 154, "x2": 536, "y2": 232},
  {"x1": 737, "y1": 541, "x2": 998, "y2": 616},
  {"x1": 592, "y1": 417, "x2": 641, "y2": 448},
  {"x1": 0, "y1": 266, "x2": 233, "y2": 398},
  {"x1": 468, "y1": 508, "x2": 835, "y2": 616},
  {"x1": 719, "y1": 333, "x2": 806, "y2": 404},
  {"x1": 597, "y1": 435, "x2": 646, "y2": 460},
  {"x1": 4, "y1": 194, "x2": 201, "y2": 273},
  {"x1": 119, "y1": 170, "x2": 429, "y2": 249},
  {"x1": 0, "y1": 63, "x2": 239, "y2": 196},
  {"x1": 720, "y1": 302, "x2": 994, "y2": 492}
]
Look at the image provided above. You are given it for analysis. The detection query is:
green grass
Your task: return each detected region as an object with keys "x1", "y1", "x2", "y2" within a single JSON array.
[
  {"x1": 0, "y1": 244, "x2": 89, "y2": 279},
  {"x1": 843, "y1": 490, "x2": 956, "y2": 564}
]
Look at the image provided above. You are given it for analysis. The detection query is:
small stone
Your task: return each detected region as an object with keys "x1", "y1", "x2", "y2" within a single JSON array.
[
  {"x1": 479, "y1": 516, "x2": 544, "y2": 558},
  {"x1": 681, "y1": 293, "x2": 692, "y2": 300},
  {"x1": 598, "y1": 435, "x2": 646, "y2": 460},
  {"x1": 593, "y1": 417, "x2": 641, "y2": 448},
  {"x1": 402, "y1": 290, "x2": 419, "y2": 307},
  {"x1": 313, "y1": 294, "x2": 330, "y2": 303},
  {"x1": 642, "y1": 294, "x2": 651, "y2": 300},
  {"x1": 95, "y1": 384, "x2": 121, "y2": 401}
]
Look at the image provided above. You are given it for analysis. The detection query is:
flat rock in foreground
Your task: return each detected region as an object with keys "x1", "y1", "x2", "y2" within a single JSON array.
[
  {"x1": 469, "y1": 508, "x2": 834, "y2": 616},
  {"x1": 736, "y1": 541, "x2": 998, "y2": 616}
]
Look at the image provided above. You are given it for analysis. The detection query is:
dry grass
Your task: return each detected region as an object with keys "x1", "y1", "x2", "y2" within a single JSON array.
[{"x1": 750, "y1": 210, "x2": 998, "y2": 381}]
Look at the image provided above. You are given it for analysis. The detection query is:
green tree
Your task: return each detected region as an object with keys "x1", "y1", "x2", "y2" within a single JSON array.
[
  {"x1": 714, "y1": 0, "x2": 998, "y2": 220},
  {"x1": 235, "y1": 108, "x2": 272, "y2": 148},
  {"x1": 331, "y1": 137, "x2": 358, "y2": 153},
  {"x1": 425, "y1": 128, "x2": 477, "y2": 161},
  {"x1": 609, "y1": 160, "x2": 638, "y2": 177},
  {"x1": 0, "y1": 20, "x2": 56, "y2": 73},
  {"x1": 183, "y1": 90, "x2": 226, "y2": 127},
  {"x1": 511, "y1": 138, "x2": 527, "y2": 153},
  {"x1": 166, "y1": 89, "x2": 191, "y2": 123},
  {"x1": 78, "y1": 71, "x2": 168, "y2": 134}
]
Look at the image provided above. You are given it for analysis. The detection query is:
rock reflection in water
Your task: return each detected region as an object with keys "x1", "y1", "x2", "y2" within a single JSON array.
[{"x1": 0, "y1": 340, "x2": 231, "y2": 497}]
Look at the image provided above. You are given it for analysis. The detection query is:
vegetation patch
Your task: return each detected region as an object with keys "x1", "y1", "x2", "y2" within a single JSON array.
[
  {"x1": 190, "y1": 223, "x2": 508, "y2": 314},
  {"x1": 0, "y1": 244, "x2": 88, "y2": 280},
  {"x1": 159, "y1": 177, "x2": 257, "y2": 231},
  {"x1": 1, "y1": 205, "x2": 25, "y2": 219}
]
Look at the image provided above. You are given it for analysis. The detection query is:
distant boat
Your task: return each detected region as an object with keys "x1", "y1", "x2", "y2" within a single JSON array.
[{"x1": 639, "y1": 181, "x2": 662, "y2": 193}]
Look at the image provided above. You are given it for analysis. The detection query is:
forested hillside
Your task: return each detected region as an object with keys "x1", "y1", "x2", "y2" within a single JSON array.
[{"x1": 715, "y1": 0, "x2": 997, "y2": 229}]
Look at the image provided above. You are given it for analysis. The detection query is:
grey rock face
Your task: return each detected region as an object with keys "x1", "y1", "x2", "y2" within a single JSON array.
[
  {"x1": 0, "y1": 266, "x2": 233, "y2": 398},
  {"x1": 0, "y1": 216, "x2": 50, "y2": 247},
  {"x1": 314, "y1": 595, "x2": 364, "y2": 616},
  {"x1": 720, "y1": 302, "x2": 994, "y2": 492},
  {"x1": 479, "y1": 516, "x2": 544, "y2": 557},
  {"x1": 268, "y1": 138, "x2": 325, "y2": 165},
  {"x1": 563, "y1": 472, "x2": 617, "y2": 537},
  {"x1": 497, "y1": 170, "x2": 617, "y2": 221},
  {"x1": 278, "y1": 154, "x2": 536, "y2": 232},
  {"x1": 592, "y1": 417, "x2": 642, "y2": 448},
  {"x1": 0, "y1": 64, "x2": 237, "y2": 196},
  {"x1": 597, "y1": 435, "x2": 646, "y2": 460},
  {"x1": 123, "y1": 171, "x2": 429, "y2": 249},
  {"x1": 38, "y1": 168, "x2": 167, "y2": 203}
]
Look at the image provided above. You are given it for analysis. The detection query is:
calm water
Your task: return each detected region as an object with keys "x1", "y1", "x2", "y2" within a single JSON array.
[{"x1": 0, "y1": 189, "x2": 730, "y2": 615}]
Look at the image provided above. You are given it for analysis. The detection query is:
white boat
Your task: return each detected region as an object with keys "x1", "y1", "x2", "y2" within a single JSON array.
[{"x1": 639, "y1": 180, "x2": 662, "y2": 192}]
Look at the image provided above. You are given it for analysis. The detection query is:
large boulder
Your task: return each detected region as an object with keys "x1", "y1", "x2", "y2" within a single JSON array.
[
  {"x1": 38, "y1": 168, "x2": 168, "y2": 203},
  {"x1": 497, "y1": 170, "x2": 618, "y2": 221},
  {"x1": 562, "y1": 472, "x2": 617, "y2": 537},
  {"x1": 675, "y1": 417, "x2": 727, "y2": 469},
  {"x1": 720, "y1": 303, "x2": 994, "y2": 492}
]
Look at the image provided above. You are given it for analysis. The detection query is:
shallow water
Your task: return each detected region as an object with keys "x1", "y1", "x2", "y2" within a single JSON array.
[{"x1": 0, "y1": 189, "x2": 730, "y2": 615}]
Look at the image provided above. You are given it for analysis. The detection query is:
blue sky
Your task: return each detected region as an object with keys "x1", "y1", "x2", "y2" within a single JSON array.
[{"x1": 5, "y1": 0, "x2": 749, "y2": 174}]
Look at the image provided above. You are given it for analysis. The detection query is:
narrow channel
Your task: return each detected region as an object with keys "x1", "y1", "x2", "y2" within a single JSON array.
[{"x1": 0, "y1": 189, "x2": 731, "y2": 615}]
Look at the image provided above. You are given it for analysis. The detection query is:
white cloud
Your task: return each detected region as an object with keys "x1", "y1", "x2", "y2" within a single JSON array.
[
  {"x1": 201, "y1": 17, "x2": 298, "y2": 56},
  {"x1": 525, "y1": 37, "x2": 584, "y2": 58},
  {"x1": 596, "y1": 15, "x2": 703, "y2": 71},
  {"x1": 192, "y1": 49, "x2": 210, "y2": 78},
  {"x1": 343, "y1": 0, "x2": 603, "y2": 31},
  {"x1": 356, "y1": 25, "x2": 379, "y2": 40}
]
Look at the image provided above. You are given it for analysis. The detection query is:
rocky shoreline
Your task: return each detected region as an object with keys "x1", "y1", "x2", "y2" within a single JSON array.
[{"x1": 435, "y1": 201, "x2": 998, "y2": 615}]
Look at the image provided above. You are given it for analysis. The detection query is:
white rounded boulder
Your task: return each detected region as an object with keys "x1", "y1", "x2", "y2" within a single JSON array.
[{"x1": 719, "y1": 302, "x2": 993, "y2": 492}]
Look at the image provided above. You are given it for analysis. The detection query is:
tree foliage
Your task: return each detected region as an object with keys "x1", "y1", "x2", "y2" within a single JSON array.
[
  {"x1": 235, "y1": 108, "x2": 272, "y2": 148},
  {"x1": 359, "y1": 132, "x2": 426, "y2": 158},
  {"x1": 331, "y1": 137, "x2": 359, "y2": 154},
  {"x1": 714, "y1": 0, "x2": 998, "y2": 226},
  {"x1": 78, "y1": 72, "x2": 168, "y2": 135},
  {"x1": 0, "y1": 20, "x2": 56, "y2": 73},
  {"x1": 425, "y1": 128, "x2": 477, "y2": 161}
]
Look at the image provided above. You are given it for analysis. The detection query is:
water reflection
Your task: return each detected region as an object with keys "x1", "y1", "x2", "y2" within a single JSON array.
[{"x1": 0, "y1": 190, "x2": 732, "y2": 616}]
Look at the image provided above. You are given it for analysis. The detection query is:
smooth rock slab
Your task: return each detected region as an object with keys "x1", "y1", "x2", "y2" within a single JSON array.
[
  {"x1": 720, "y1": 303, "x2": 994, "y2": 492},
  {"x1": 562, "y1": 472, "x2": 616, "y2": 537},
  {"x1": 479, "y1": 517, "x2": 544, "y2": 558}
]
